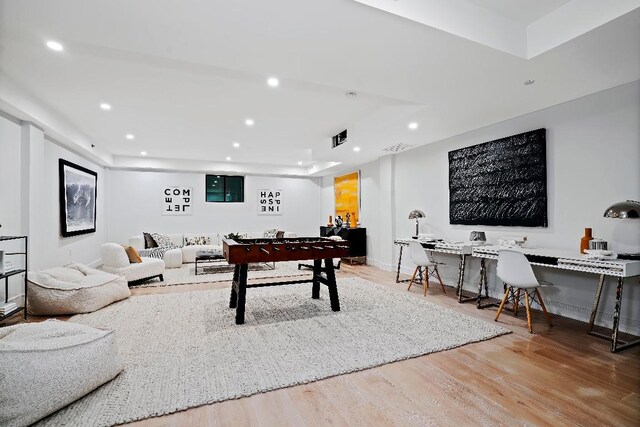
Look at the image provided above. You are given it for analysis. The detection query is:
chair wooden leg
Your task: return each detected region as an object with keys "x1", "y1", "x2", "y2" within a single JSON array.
[
  {"x1": 535, "y1": 288, "x2": 553, "y2": 326},
  {"x1": 495, "y1": 286, "x2": 511, "y2": 322},
  {"x1": 434, "y1": 266, "x2": 446, "y2": 294},
  {"x1": 524, "y1": 290, "x2": 533, "y2": 333},
  {"x1": 513, "y1": 288, "x2": 520, "y2": 315},
  {"x1": 407, "y1": 267, "x2": 418, "y2": 291},
  {"x1": 423, "y1": 267, "x2": 429, "y2": 297}
]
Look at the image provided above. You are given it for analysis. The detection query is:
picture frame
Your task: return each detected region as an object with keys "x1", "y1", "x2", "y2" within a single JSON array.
[{"x1": 59, "y1": 159, "x2": 98, "y2": 237}]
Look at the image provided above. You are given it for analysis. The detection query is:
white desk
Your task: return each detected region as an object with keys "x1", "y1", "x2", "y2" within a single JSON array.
[
  {"x1": 394, "y1": 239, "x2": 490, "y2": 306},
  {"x1": 394, "y1": 238, "x2": 640, "y2": 352}
]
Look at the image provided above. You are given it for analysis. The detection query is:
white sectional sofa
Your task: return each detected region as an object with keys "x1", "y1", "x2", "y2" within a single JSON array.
[{"x1": 129, "y1": 232, "x2": 297, "y2": 268}]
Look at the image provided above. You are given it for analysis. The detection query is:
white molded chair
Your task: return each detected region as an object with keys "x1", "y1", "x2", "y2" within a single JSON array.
[
  {"x1": 407, "y1": 241, "x2": 446, "y2": 297},
  {"x1": 495, "y1": 249, "x2": 553, "y2": 333}
]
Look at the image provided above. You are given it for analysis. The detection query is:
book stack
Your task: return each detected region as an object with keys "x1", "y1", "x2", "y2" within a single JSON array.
[
  {"x1": 0, "y1": 302, "x2": 18, "y2": 316},
  {"x1": 3, "y1": 261, "x2": 17, "y2": 274}
]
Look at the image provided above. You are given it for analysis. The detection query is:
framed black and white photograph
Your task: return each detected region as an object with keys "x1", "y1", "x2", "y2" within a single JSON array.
[
  {"x1": 163, "y1": 187, "x2": 193, "y2": 215},
  {"x1": 59, "y1": 159, "x2": 98, "y2": 237},
  {"x1": 258, "y1": 189, "x2": 282, "y2": 215}
]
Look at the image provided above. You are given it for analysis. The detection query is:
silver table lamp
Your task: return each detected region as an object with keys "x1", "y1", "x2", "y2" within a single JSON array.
[
  {"x1": 408, "y1": 209, "x2": 425, "y2": 238},
  {"x1": 603, "y1": 200, "x2": 640, "y2": 219},
  {"x1": 603, "y1": 200, "x2": 640, "y2": 260}
]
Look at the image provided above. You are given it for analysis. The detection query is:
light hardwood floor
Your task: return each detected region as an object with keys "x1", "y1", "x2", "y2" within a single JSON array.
[{"x1": 11, "y1": 264, "x2": 640, "y2": 426}]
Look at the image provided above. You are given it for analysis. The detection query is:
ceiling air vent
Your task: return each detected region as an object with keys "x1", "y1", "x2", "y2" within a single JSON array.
[
  {"x1": 332, "y1": 130, "x2": 347, "y2": 149},
  {"x1": 383, "y1": 143, "x2": 414, "y2": 153}
]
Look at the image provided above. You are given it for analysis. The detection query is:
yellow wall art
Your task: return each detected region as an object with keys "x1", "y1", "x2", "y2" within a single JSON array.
[{"x1": 334, "y1": 171, "x2": 360, "y2": 226}]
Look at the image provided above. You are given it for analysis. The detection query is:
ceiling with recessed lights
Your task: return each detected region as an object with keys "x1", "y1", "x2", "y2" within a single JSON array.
[{"x1": 0, "y1": 0, "x2": 639, "y2": 176}]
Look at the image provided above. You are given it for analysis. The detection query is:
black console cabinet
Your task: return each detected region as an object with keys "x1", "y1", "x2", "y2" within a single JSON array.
[{"x1": 320, "y1": 227, "x2": 366, "y2": 258}]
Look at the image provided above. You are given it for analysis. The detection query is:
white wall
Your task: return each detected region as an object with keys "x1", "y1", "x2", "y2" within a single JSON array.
[
  {"x1": 0, "y1": 113, "x2": 24, "y2": 303},
  {"x1": 323, "y1": 81, "x2": 640, "y2": 334},
  {"x1": 36, "y1": 139, "x2": 107, "y2": 269},
  {"x1": 0, "y1": 113, "x2": 22, "y2": 234},
  {"x1": 107, "y1": 170, "x2": 322, "y2": 244},
  {"x1": 392, "y1": 81, "x2": 640, "y2": 334},
  {"x1": 320, "y1": 160, "x2": 383, "y2": 263}
]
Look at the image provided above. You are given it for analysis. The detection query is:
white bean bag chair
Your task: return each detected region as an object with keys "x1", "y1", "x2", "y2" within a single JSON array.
[
  {"x1": 0, "y1": 320, "x2": 123, "y2": 427},
  {"x1": 101, "y1": 243, "x2": 166, "y2": 283},
  {"x1": 27, "y1": 264, "x2": 131, "y2": 316}
]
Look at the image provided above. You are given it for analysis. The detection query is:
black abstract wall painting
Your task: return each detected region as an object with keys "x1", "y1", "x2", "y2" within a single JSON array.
[
  {"x1": 59, "y1": 159, "x2": 97, "y2": 237},
  {"x1": 448, "y1": 128, "x2": 547, "y2": 227}
]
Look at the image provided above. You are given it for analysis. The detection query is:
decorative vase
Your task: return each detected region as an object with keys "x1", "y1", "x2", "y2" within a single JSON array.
[
  {"x1": 580, "y1": 228, "x2": 593, "y2": 254},
  {"x1": 327, "y1": 215, "x2": 333, "y2": 227}
]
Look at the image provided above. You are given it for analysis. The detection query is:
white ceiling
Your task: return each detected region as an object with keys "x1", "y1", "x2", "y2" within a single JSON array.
[
  {"x1": 465, "y1": 0, "x2": 571, "y2": 24},
  {"x1": 0, "y1": 0, "x2": 639, "y2": 176}
]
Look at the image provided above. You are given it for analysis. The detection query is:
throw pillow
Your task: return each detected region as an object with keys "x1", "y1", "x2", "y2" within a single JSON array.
[
  {"x1": 263, "y1": 228, "x2": 278, "y2": 238},
  {"x1": 122, "y1": 245, "x2": 142, "y2": 263},
  {"x1": 276, "y1": 230, "x2": 285, "y2": 239},
  {"x1": 143, "y1": 232, "x2": 158, "y2": 249},
  {"x1": 185, "y1": 235, "x2": 211, "y2": 246},
  {"x1": 151, "y1": 233, "x2": 174, "y2": 248}
]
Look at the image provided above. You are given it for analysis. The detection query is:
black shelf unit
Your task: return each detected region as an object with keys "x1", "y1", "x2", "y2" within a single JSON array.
[
  {"x1": 320, "y1": 226, "x2": 367, "y2": 261},
  {"x1": 0, "y1": 236, "x2": 28, "y2": 323}
]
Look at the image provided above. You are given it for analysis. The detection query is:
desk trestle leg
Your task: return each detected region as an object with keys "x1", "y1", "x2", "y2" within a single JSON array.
[{"x1": 588, "y1": 276, "x2": 640, "y2": 353}]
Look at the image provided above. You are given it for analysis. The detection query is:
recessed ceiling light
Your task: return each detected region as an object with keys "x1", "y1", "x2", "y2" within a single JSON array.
[
  {"x1": 353, "y1": 146, "x2": 361, "y2": 152},
  {"x1": 140, "y1": 151, "x2": 147, "y2": 156},
  {"x1": 524, "y1": 79, "x2": 535, "y2": 86},
  {"x1": 267, "y1": 77, "x2": 279, "y2": 87},
  {"x1": 46, "y1": 40, "x2": 64, "y2": 51},
  {"x1": 100, "y1": 103, "x2": 111, "y2": 111},
  {"x1": 125, "y1": 134, "x2": 135, "y2": 140},
  {"x1": 297, "y1": 161, "x2": 303, "y2": 165},
  {"x1": 245, "y1": 119, "x2": 254, "y2": 126},
  {"x1": 233, "y1": 142, "x2": 240, "y2": 148},
  {"x1": 226, "y1": 156, "x2": 232, "y2": 161},
  {"x1": 408, "y1": 122, "x2": 418, "y2": 130}
]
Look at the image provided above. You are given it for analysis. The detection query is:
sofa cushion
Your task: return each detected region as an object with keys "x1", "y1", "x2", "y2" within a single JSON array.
[
  {"x1": 0, "y1": 320, "x2": 123, "y2": 426},
  {"x1": 102, "y1": 243, "x2": 131, "y2": 268},
  {"x1": 101, "y1": 257, "x2": 165, "y2": 283},
  {"x1": 182, "y1": 244, "x2": 222, "y2": 263}
]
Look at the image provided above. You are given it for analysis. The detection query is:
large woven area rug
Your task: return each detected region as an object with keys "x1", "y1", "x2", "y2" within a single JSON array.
[
  {"x1": 39, "y1": 278, "x2": 510, "y2": 426},
  {"x1": 133, "y1": 261, "x2": 310, "y2": 287}
]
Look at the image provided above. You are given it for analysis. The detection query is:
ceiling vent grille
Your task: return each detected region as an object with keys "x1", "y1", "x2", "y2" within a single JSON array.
[{"x1": 383, "y1": 143, "x2": 414, "y2": 153}]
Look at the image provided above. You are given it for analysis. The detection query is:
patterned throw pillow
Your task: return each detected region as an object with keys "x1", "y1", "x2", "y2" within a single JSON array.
[
  {"x1": 184, "y1": 235, "x2": 211, "y2": 246},
  {"x1": 151, "y1": 233, "x2": 175, "y2": 248},
  {"x1": 263, "y1": 229, "x2": 279, "y2": 238}
]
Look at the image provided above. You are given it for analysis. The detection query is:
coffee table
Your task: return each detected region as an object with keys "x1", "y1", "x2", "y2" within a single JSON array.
[{"x1": 195, "y1": 250, "x2": 225, "y2": 275}]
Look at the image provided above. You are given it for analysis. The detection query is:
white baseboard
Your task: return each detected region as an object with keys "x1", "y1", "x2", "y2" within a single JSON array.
[
  {"x1": 7, "y1": 293, "x2": 24, "y2": 305},
  {"x1": 366, "y1": 258, "x2": 395, "y2": 272},
  {"x1": 546, "y1": 299, "x2": 640, "y2": 334}
]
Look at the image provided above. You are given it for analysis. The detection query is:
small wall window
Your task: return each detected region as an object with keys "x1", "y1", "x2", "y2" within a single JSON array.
[{"x1": 205, "y1": 175, "x2": 244, "y2": 202}]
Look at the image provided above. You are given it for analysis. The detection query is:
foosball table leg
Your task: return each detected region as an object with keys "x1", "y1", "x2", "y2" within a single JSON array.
[
  {"x1": 235, "y1": 264, "x2": 248, "y2": 325},
  {"x1": 229, "y1": 264, "x2": 239, "y2": 308},
  {"x1": 312, "y1": 259, "x2": 322, "y2": 299},
  {"x1": 324, "y1": 258, "x2": 340, "y2": 311}
]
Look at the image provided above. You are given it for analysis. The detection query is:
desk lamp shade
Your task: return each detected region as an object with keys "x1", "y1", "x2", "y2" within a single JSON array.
[
  {"x1": 408, "y1": 209, "x2": 425, "y2": 237},
  {"x1": 603, "y1": 200, "x2": 640, "y2": 219}
]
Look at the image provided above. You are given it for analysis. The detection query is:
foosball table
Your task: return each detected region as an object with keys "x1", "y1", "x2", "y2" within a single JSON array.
[{"x1": 223, "y1": 237, "x2": 350, "y2": 324}]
